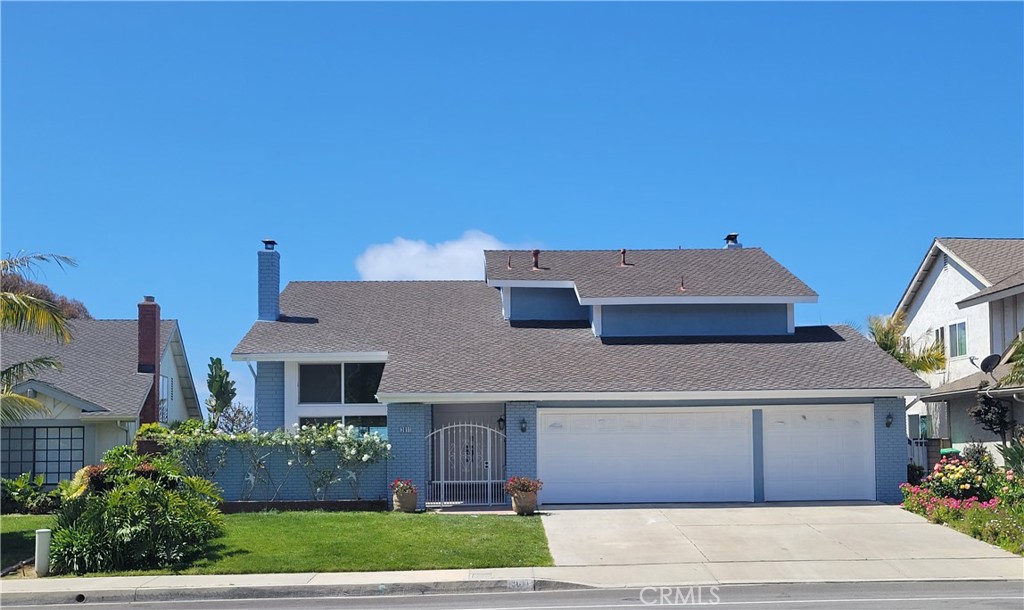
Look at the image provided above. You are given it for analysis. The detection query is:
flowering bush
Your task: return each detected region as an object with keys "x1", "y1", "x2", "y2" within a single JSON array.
[
  {"x1": 900, "y1": 483, "x2": 998, "y2": 523},
  {"x1": 505, "y1": 476, "x2": 543, "y2": 495},
  {"x1": 391, "y1": 479, "x2": 417, "y2": 495},
  {"x1": 152, "y1": 422, "x2": 392, "y2": 502},
  {"x1": 988, "y1": 469, "x2": 1024, "y2": 512},
  {"x1": 921, "y1": 456, "x2": 994, "y2": 501}
]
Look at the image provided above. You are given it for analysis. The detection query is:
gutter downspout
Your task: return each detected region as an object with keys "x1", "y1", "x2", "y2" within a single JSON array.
[{"x1": 117, "y1": 421, "x2": 132, "y2": 445}]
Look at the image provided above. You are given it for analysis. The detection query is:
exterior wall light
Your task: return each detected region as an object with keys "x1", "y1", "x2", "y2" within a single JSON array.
[
  {"x1": 25, "y1": 388, "x2": 36, "y2": 399},
  {"x1": 885, "y1": 413, "x2": 893, "y2": 428},
  {"x1": 520, "y1": 418, "x2": 528, "y2": 433},
  {"x1": 497, "y1": 415, "x2": 506, "y2": 431}
]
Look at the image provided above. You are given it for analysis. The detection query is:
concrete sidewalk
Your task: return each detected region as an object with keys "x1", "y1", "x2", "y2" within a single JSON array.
[{"x1": 3, "y1": 558, "x2": 1023, "y2": 606}]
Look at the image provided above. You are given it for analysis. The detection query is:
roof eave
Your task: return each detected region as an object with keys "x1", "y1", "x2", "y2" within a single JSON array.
[
  {"x1": 376, "y1": 388, "x2": 926, "y2": 404},
  {"x1": 957, "y1": 282, "x2": 1024, "y2": 309},
  {"x1": 895, "y1": 240, "x2": 992, "y2": 316}
]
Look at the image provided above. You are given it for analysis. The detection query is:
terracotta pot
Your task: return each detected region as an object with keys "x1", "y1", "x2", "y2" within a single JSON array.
[
  {"x1": 511, "y1": 491, "x2": 538, "y2": 515},
  {"x1": 393, "y1": 491, "x2": 418, "y2": 513}
]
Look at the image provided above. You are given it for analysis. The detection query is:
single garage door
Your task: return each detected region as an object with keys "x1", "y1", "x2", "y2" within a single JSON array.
[
  {"x1": 537, "y1": 408, "x2": 753, "y2": 503},
  {"x1": 763, "y1": 406, "x2": 875, "y2": 501}
]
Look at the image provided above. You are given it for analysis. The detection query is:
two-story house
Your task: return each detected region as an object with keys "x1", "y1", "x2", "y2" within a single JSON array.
[
  {"x1": 896, "y1": 237, "x2": 1024, "y2": 462},
  {"x1": 233, "y1": 237, "x2": 925, "y2": 507},
  {"x1": 2, "y1": 297, "x2": 202, "y2": 485}
]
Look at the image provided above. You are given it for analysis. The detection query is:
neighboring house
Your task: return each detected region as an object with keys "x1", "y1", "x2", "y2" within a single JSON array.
[
  {"x1": 234, "y1": 238, "x2": 926, "y2": 507},
  {"x1": 1, "y1": 297, "x2": 201, "y2": 484},
  {"x1": 895, "y1": 237, "x2": 1024, "y2": 462}
]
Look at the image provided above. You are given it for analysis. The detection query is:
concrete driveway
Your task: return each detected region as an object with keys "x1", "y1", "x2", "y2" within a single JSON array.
[{"x1": 540, "y1": 502, "x2": 1023, "y2": 584}]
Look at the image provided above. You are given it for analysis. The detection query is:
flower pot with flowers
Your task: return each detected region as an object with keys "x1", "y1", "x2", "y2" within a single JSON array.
[
  {"x1": 505, "y1": 476, "x2": 543, "y2": 515},
  {"x1": 391, "y1": 479, "x2": 418, "y2": 512}
]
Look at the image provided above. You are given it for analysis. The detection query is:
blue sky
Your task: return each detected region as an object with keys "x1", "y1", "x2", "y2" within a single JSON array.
[{"x1": 3, "y1": 2, "x2": 1022, "y2": 407}]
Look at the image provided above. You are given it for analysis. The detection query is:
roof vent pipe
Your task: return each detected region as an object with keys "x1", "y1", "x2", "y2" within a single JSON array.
[
  {"x1": 531, "y1": 249, "x2": 540, "y2": 271},
  {"x1": 507, "y1": 255, "x2": 512, "y2": 270},
  {"x1": 724, "y1": 233, "x2": 742, "y2": 249},
  {"x1": 619, "y1": 249, "x2": 626, "y2": 267}
]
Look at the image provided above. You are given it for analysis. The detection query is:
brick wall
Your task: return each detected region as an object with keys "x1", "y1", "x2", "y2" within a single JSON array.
[
  {"x1": 254, "y1": 361, "x2": 285, "y2": 431},
  {"x1": 386, "y1": 403, "x2": 431, "y2": 509},
  {"x1": 257, "y1": 249, "x2": 280, "y2": 322},
  {"x1": 874, "y1": 397, "x2": 907, "y2": 503},
  {"x1": 505, "y1": 402, "x2": 537, "y2": 483},
  {"x1": 206, "y1": 444, "x2": 387, "y2": 502}
]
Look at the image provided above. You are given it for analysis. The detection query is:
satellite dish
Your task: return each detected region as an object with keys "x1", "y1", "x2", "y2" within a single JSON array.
[{"x1": 979, "y1": 354, "x2": 1001, "y2": 374}]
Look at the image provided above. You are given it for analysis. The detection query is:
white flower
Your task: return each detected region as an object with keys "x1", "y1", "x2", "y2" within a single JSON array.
[
  {"x1": 301, "y1": 425, "x2": 307, "y2": 431},
  {"x1": 362, "y1": 454, "x2": 369, "y2": 462},
  {"x1": 287, "y1": 460, "x2": 294, "y2": 467},
  {"x1": 310, "y1": 449, "x2": 316, "y2": 455},
  {"x1": 385, "y1": 444, "x2": 392, "y2": 451},
  {"x1": 292, "y1": 423, "x2": 299, "y2": 428}
]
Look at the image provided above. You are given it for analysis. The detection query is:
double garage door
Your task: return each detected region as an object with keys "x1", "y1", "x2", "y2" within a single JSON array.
[{"x1": 537, "y1": 406, "x2": 875, "y2": 504}]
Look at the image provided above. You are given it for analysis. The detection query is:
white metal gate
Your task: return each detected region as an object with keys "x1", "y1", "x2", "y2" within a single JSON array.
[{"x1": 426, "y1": 422, "x2": 506, "y2": 507}]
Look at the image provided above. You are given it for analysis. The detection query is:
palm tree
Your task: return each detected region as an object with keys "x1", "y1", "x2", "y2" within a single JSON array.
[
  {"x1": 1, "y1": 253, "x2": 76, "y2": 424},
  {"x1": 868, "y1": 310, "x2": 946, "y2": 373}
]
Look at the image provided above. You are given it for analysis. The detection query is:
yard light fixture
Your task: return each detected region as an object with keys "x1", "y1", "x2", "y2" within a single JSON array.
[
  {"x1": 885, "y1": 413, "x2": 893, "y2": 428},
  {"x1": 520, "y1": 418, "x2": 528, "y2": 433}
]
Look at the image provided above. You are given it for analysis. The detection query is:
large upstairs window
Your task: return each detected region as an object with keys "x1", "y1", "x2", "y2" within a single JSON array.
[{"x1": 298, "y1": 363, "x2": 384, "y2": 404}]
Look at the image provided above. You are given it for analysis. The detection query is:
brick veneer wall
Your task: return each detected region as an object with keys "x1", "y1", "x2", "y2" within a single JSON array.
[
  {"x1": 505, "y1": 402, "x2": 537, "y2": 484},
  {"x1": 386, "y1": 403, "x2": 431, "y2": 509},
  {"x1": 254, "y1": 361, "x2": 285, "y2": 431},
  {"x1": 874, "y1": 397, "x2": 908, "y2": 503}
]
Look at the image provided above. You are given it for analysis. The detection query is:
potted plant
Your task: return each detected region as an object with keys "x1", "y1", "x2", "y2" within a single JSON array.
[
  {"x1": 391, "y1": 478, "x2": 418, "y2": 513},
  {"x1": 134, "y1": 423, "x2": 169, "y2": 456},
  {"x1": 505, "y1": 476, "x2": 543, "y2": 515}
]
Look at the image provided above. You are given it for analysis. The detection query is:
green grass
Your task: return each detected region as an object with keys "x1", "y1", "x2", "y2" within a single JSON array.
[
  {"x1": 1, "y1": 515, "x2": 54, "y2": 568},
  {"x1": 6, "y1": 511, "x2": 552, "y2": 576}
]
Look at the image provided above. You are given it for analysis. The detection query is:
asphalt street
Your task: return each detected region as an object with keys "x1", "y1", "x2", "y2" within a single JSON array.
[{"x1": 5, "y1": 580, "x2": 1022, "y2": 609}]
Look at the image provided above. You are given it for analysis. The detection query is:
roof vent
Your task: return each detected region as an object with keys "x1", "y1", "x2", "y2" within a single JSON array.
[
  {"x1": 262, "y1": 239, "x2": 277, "y2": 251},
  {"x1": 531, "y1": 249, "x2": 540, "y2": 271},
  {"x1": 724, "y1": 233, "x2": 742, "y2": 249},
  {"x1": 618, "y1": 249, "x2": 634, "y2": 267}
]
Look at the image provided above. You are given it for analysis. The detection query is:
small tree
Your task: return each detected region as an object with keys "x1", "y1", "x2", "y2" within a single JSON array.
[
  {"x1": 968, "y1": 385, "x2": 1014, "y2": 447},
  {"x1": 217, "y1": 402, "x2": 254, "y2": 434},
  {"x1": 205, "y1": 357, "x2": 236, "y2": 430}
]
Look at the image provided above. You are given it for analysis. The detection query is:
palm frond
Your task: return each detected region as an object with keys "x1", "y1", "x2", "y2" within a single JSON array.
[
  {"x1": 0, "y1": 391, "x2": 49, "y2": 425},
  {"x1": 867, "y1": 310, "x2": 946, "y2": 374},
  {"x1": 0, "y1": 252, "x2": 77, "y2": 277},
  {"x1": 1, "y1": 356, "x2": 61, "y2": 387},
  {"x1": 999, "y1": 334, "x2": 1024, "y2": 388},
  {"x1": 0, "y1": 291, "x2": 72, "y2": 342}
]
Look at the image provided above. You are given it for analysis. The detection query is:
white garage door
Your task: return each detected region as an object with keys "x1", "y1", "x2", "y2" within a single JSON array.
[
  {"x1": 537, "y1": 408, "x2": 754, "y2": 503},
  {"x1": 763, "y1": 406, "x2": 875, "y2": 501}
]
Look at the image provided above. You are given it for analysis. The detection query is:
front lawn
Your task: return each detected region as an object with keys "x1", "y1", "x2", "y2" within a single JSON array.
[
  {"x1": 5, "y1": 511, "x2": 552, "y2": 576},
  {"x1": 1, "y1": 515, "x2": 54, "y2": 569}
]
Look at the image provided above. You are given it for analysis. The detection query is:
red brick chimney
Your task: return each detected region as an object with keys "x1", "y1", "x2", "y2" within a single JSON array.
[{"x1": 138, "y1": 296, "x2": 161, "y2": 424}]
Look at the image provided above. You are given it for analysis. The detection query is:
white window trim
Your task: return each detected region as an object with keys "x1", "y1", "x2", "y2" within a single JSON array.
[
  {"x1": 285, "y1": 361, "x2": 386, "y2": 429},
  {"x1": 947, "y1": 319, "x2": 968, "y2": 360}
]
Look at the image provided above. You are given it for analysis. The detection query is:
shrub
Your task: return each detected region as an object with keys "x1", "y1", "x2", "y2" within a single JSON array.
[
  {"x1": 50, "y1": 451, "x2": 223, "y2": 575},
  {"x1": 962, "y1": 442, "x2": 993, "y2": 470},
  {"x1": 1, "y1": 473, "x2": 61, "y2": 514},
  {"x1": 997, "y1": 437, "x2": 1024, "y2": 474},
  {"x1": 135, "y1": 422, "x2": 170, "y2": 441},
  {"x1": 922, "y1": 456, "x2": 994, "y2": 501},
  {"x1": 908, "y1": 463, "x2": 926, "y2": 485}
]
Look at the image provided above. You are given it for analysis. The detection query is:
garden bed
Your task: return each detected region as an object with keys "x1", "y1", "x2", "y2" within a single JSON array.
[{"x1": 220, "y1": 500, "x2": 386, "y2": 513}]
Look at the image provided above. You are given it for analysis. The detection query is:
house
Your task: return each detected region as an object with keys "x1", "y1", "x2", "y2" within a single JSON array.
[
  {"x1": 233, "y1": 237, "x2": 926, "y2": 507},
  {"x1": 1, "y1": 297, "x2": 202, "y2": 484},
  {"x1": 896, "y1": 237, "x2": 1024, "y2": 462}
]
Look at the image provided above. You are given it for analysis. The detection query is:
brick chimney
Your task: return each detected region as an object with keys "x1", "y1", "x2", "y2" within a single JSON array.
[
  {"x1": 258, "y1": 240, "x2": 280, "y2": 321},
  {"x1": 138, "y1": 296, "x2": 161, "y2": 425}
]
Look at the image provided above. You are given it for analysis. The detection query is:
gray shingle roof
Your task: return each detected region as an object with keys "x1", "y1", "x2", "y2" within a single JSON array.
[
  {"x1": 2, "y1": 320, "x2": 179, "y2": 418},
  {"x1": 924, "y1": 363, "x2": 1020, "y2": 401},
  {"x1": 484, "y1": 249, "x2": 817, "y2": 299},
  {"x1": 936, "y1": 238, "x2": 1024, "y2": 285},
  {"x1": 957, "y1": 269, "x2": 1024, "y2": 307},
  {"x1": 233, "y1": 281, "x2": 925, "y2": 394}
]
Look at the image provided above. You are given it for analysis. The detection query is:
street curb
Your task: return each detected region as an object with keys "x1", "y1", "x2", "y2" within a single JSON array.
[{"x1": 1, "y1": 578, "x2": 591, "y2": 606}]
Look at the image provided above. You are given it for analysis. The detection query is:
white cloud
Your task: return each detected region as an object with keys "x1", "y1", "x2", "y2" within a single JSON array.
[{"x1": 355, "y1": 230, "x2": 516, "y2": 281}]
